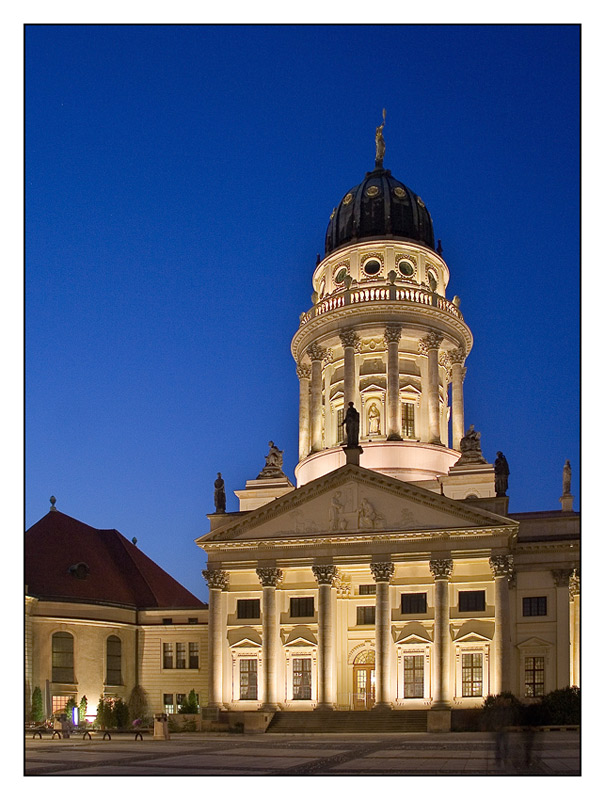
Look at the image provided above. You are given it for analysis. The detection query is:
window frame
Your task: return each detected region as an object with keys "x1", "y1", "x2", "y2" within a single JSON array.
[
  {"x1": 237, "y1": 598, "x2": 261, "y2": 620},
  {"x1": 51, "y1": 631, "x2": 75, "y2": 684},
  {"x1": 290, "y1": 596, "x2": 315, "y2": 618},
  {"x1": 458, "y1": 590, "x2": 486, "y2": 613},
  {"x1": 522, "y1": 596, "x2": 547, "y2": 617},
  {"x1": 401, "y1": 592, "x2": 427, "y2": 615},
  {"x1": 105, "y1": 635, "x2": 122, "y2": 686},
  {"x1": 524, "y1": 655, "x2": 545, "y2": 698},
  {"x1": 356, "y1": 605, "x2": 376, "y2": 626},
  {"x1": 239, "y1": 658, "x2": 259, "y2": 701}
]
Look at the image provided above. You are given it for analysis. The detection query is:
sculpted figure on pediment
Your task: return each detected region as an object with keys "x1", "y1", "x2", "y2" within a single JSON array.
[
  {"x1": 358, "y1": 497, "x2": 385, "y2": 530},
  {"x1": 398, "y1": 507, "x2": 417, "y2": 528},
  {"x1": 329, "y1": 491, "x2": 348, "y2": 531}
]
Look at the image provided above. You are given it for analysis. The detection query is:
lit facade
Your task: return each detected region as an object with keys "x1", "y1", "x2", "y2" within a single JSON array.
[{"x1": 197, "y1": 141, "x2": 579, "y2": 728}]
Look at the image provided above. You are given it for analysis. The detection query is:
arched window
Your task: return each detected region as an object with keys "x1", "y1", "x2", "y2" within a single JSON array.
[
  {"x1": 106, "y1": 635, "x2": 122, "y2": 685},
  {"x1": 52, "y1": 632, "x2": 74, "y2": 683}
]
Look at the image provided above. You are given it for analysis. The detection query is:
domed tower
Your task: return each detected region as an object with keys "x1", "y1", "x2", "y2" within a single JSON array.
[{"x1": 291, "y1": 129, "x2": 473, "y2": 486}]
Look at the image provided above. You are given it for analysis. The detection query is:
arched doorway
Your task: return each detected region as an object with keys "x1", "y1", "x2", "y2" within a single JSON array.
[{"x1": 352, "y1": 650, "x2": 375, "y2": 709}]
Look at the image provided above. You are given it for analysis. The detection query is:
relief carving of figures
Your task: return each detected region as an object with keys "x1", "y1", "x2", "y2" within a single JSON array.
[
  {"x1": 312, "y1": 564, "x2": 338, "y2": 586},
  {"x1": 489, "y1": 554, "x2": 514, "y2": 579},
  {"x1": 202, "y1": 568, "x2": 229, "y2": 591},
  {"x1": 429, "y1": 558, "x2": 453, "y2": 580},
  {"x1": 562, "y1": 460, "x2": 572, "y2": 495},
  {"x1": 334, "y1": 572, "x2": 352, "y2": 597},
  {"x1": 257, "y1": 441, "x2": 286, "y2": 479},
  {"x1": 455, "y1": 424, "x2": 487, "y2": 465},
  {"x1": 494, "y1": 452, "x2": 510, "y2": 496},
  {"x1": 358, "y1": 497, "x2": 385, "y2": 530},
  {"x1": 213, "y1": 472, "x2": 226, "y2": 513},
  {"x1": 367, "y1": 403, "x2": 381, "y2": 435},
  {"x1": 370, "y1": 562, "x2": 394, "y2": 583},
  {"x1": 329, "y1": 491, "x2": 348, "y2": 531},
  {"x1": 256, "y1": 567, "x2": 283, "y2": 587}
]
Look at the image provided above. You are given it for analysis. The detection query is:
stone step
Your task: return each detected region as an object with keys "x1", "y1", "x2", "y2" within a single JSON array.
[{"x1": 267, "y1": 710, "x2": 427, "y2": 733}]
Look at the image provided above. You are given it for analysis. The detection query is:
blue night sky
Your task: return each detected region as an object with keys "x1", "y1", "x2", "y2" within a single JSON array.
[{"x1": 25, "y1": 24, "x2": 580, "y2": 603}]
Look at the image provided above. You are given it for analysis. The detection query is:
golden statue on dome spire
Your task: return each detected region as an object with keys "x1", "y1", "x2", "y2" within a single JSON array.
[{"x1": 375, "y1": 108, "x2": 386, "y2": 168}]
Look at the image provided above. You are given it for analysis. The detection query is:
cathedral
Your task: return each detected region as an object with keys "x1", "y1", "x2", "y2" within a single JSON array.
[
  {"x1": 196, "y1": 127, "x2": 579, "y2": 731},
  {"x1": 25, "y1": 128, "x2": 579, "y2": 732}
]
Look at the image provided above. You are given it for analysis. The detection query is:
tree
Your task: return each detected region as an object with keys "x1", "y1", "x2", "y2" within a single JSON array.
[
  {"x1": 128, "y1": 685, "x2": 150, "y2": 724},
  {"x1": 113, "y1": 698, "x2": 130, "y2": 729},
  {"x1": 31, "y1": 686, "x2": 44, "y2": 723},
  {"x1": 178, "y1": 689, "x2": 199, "y2": 714},
  {"x1": 95, "y1": 697, "x2": 107, "y2": 729},
  {"x1": 65, "y1": 697, "x2": 77, "y2": 723},
  {"x1": 79, "y1": 695, "x2": 88, "y2": 724}
]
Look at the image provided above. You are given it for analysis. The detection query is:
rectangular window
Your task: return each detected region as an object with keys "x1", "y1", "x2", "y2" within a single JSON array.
[
  {"x1": 337, "y1": 408, "x2": 345, "y2": 442},
  {"x1": 106, "y1": 636, "x2": 122, "y2": 685},
  {"x1": 163, "y1": 642, "x2": 174, "y2": 669},
  {"x1": 52, "y1": 695, "x2": 74, "y2": 714},
  {"x1": 402, "y1": 402, "x2": 415, "y2": 438},
  {"x1": 293, "y1": 658, "x2": 312, "y2": 700},
  {"x1": 459, "y1": 590, "x2": 486, "y2": 613},
  {"x1": 523, "y1": 597, "x2": 547, "y2": 617},
  {"x1": 240, "y1": 659, "x2": 258, "y2": 700},
  {"x1": 52, "y1": 632, "x2": 74, "y2": 683},
  {"x1": 462, "y1": 652, "x2": 483, "y2": 697},
  {"x1": 401, "y1": 593, "x2": 427, "y2": 614},
  {"x1": 524, "y1": 656, "x2": 545, "y2": 697},
  {"x1": 176, "y1": 693, "x2": 186, "y2": 708},
  {"x1": 176, "y1": 642, "x2": 186, "y2": 669},
  {"x1": 359, "y1": 584, "x2": 376, "y2": 595},
  {"x1": 356, "y1": 606, "x2": 376, "y2": 625},
  {"x1": 189, "y1": 642, "x2": 199, "y2": 669},
  {"x1": 404, "y1": 655, "x2": 424, "y2": 698},
  {"x1": 290, "y1": 597, "x2": 314, "y2": 618},
  {"x1": 237, "y1": 598, "x2": 261, "y2": 619},
  {"x1": 188, "y1": 618, "x2": 199, "y2": 624},
  {"x1": 163, "y1": 693, "x2": 174, "y2": 713},
  {"x1": 162, "y1": 618, "x2": 173, "y2": 624}
]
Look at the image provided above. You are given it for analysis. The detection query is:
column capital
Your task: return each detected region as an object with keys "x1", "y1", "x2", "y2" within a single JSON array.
[
  {"x1": 307, "y1": 343, "x2": 327, "y2": 362},
  {"x1": 296, "y1": 362, "x2": 311, "y2": 380},
  {"x1": 418, "y1": 331, "x2": 444, "y2": 354},
  {"x1": 430, "y1": 558, "x2": 453, "y2": 580},
  {"x1": 312, "y1": 564, "x2": 338, "y2": 586},
  {"x1": 551, "y1": 568, "x2": 573, "y2": 588},
  {"x1": 339, "y1": 328, "x2": 360, "y2": 349},
  {"x1": 256, "y1": 567, "x2": 283, "y2": 587},
  {"x1": 569, "y1": 569, "x2": 580, "y2": 598},
  {"x1": 448, "y1": 346, "x2": 467, "y2": 365},
  {"x1": 384, "y1": 324, "x2": 402, "y2": 344},
  {"x1": 370, "y1": 562, "x2": 395, "y2": 583},
  {"x1": 489, "y1": 554, "x2": 514, "y2": 579},
  {"x1": 202, "y1": 568, "x2": 229, "y2": 590}
]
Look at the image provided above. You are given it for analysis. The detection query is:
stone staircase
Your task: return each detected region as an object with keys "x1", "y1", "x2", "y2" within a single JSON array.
[{"x1": 266, "y1": 709, "x2": 427, "y2": 734}]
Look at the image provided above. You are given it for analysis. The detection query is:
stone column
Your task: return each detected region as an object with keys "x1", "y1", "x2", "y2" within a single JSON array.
[
  {"x1": 202, "y1": 568, "x2": 229, "y2": 708},
  {"x1": 312, "y1": 565, "x2": 338, "y2": 709},
  {"x1": 449, "y1": 347, "x2": 466, "y2": 451},
  {"x1": 296, "y1": 363, "x2": 311, "y2": 460},
  {"x1": 419, "y1": 332, "x2": 444, "y2": 444},
  {"x1": 489, "y1": 554, "x2": 513, "y2": 694},
  {"x1": 552, "y1": 569, "x2": 573, "y2": 689},
  {"x1": 370, "y1": 562, "x2": 395, "y2": 708},
  {"x1": 385, "y1": 324, "x2": 402, "y2": 440},
  {"x1": 430, "y1": 559, "x2": 453, "y2": 707},
  {"x1": 256, "y1": 567, "x2": 283, "y2": 710},
  {"x1": 569, "y1": 570, "x2": 580, "y2": 687},
  {"x1": 307, "y1": 343, "x2": 326, "y2": 453},
  {"x1": 339, "y1": 329, "x2": 359, "y2": 413}
]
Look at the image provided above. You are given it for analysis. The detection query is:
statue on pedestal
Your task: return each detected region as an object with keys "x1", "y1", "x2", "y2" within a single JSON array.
[
  {"x1": 455, "y1": 424, "x2": 487, "y2": 465},
  {"x1": 213, "y1": 472, "x2": 226, "y2": 513},
  {"x1": 257, "y1": 441, "x2": 286, "y2": 479},
  {"x1": 341, "y1": 402, "x2": 360, "y2": 448},
  {"x1": 494, "y1": 451, "x2": 510, "y2": 496}
]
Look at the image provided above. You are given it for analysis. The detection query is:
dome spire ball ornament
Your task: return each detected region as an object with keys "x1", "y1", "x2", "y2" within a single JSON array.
[
  {"x1": 49, "y1": 495, "x2": 57, "y2": 512},
  {"x1": 375, "y1": 108, "x2": 386, "y2": 169}
]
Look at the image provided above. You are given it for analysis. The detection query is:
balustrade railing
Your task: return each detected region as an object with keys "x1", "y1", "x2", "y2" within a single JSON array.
[{"x1": 298, "y1": 283, "x2": 463, "y2": 327}]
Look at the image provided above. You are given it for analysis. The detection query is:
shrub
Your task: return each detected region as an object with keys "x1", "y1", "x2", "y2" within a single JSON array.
[
  {"x1": 128, "y1": 685, "x2": 150, "y2": 723},
  {"x1": 535, "y1": 686, "x2": 580, "y2": 725},
  {"x1": 95, "y1": 698, "x2": 107, "y2": 728},
  {"x1": 181, "y1": 717, "x2": 197, "y2": 732},
  {"x1": 78, "y1": 695, "x2": 88, "y2": 724},
  {"x1": 31, "y1": 686, "x2": 44, "y2": 723},
  {"x1": 178, "y1": 689, "x2": 199, "y2": 714},
  {"x1": 113, "y1": 698, "x2": 130, "y2": 729},
  {"x1": 481, "y1": 692, "x2": 523, "y2": 729}
]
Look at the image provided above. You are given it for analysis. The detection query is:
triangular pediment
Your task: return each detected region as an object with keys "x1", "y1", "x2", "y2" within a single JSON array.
[
  {"x1": 283, "y1": 626, "x2": 317, "y2": 647},
  {"x1": 517, "y1": 636, "x2": 552, "y2": 649},
  {"x1": 197, "y1": 464, "x2": 517, "y2": 547},
  {"x1": 453, "y1": 620, "x2": 495, "y2": 642},
  {"x1": 227, "y1": 627, "x2": 262, "y2": 648}
]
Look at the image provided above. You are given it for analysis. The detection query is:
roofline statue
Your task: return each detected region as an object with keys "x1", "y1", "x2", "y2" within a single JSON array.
[{"x1": 375, "y1": 108, "x2": 386, "y2": 169}]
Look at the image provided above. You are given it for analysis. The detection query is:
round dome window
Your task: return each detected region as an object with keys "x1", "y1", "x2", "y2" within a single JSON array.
[
  {"x1": 363, "y1": 259, "x2": 381, "y2": 276},
  {"x1": 398, "y1": 260, "x2": 415, "y2": 277},
  {"x1": 335, "y1": 267, "x2": 348, "y2": 284}
]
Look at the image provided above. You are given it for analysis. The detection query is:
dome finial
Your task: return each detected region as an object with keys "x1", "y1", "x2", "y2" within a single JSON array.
[
  {"x1": 49, "y1": 495, "x2": 57, "y2": 511},
  {"x1": 375, "y1": 108, "x2": 386, "y2": 169}
]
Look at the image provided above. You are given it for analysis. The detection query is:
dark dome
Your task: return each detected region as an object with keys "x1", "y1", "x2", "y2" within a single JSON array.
[{"x1": 325, "y1": 167, "x2": 435, "y2": 256}]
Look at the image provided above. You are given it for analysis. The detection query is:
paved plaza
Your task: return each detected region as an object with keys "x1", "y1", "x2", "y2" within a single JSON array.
[{"x1": 24, "y1": 730, "x2": 580, "y2": 776}]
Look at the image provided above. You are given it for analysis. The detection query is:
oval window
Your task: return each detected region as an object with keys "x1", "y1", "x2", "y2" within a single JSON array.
[
  {"x1": 363, "y1": 260, "x2": 381, "y2": 276},
  {"x1": 335, "y1": 267, "x2": 348, "y2": 284},
  {"x1": 398, "y1": 260, "x2": 414, "y2": 277},
  {"x1": 427, "y1": 270, "x2": 438, "y2": 292}
]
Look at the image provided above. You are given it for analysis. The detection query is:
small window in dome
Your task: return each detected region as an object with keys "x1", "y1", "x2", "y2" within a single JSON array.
[
  {"x1": 343, "y1": 192, "x2": 353, "y2": 205},
  {"x1": 363, "y1": 260, "x2": 381, "y2": 276},
  {"x1": 319, "y1": 278, "x2": 326, "y2": 299},
  {"x1": 398, "y1": 260, "x2": 415, "y2": 277},
  {"x1": 427, "y1": 270, "x2": 438, "y2": 292},
  {"x1": 393, "y1": 186, "x2": 406, "y2": 199},
  {"x1": 366, "y1": 185, "x2": 380, "y2": 198},
  {"x1": 335, "y1": 267, "x2": 348, "y2": 284}
]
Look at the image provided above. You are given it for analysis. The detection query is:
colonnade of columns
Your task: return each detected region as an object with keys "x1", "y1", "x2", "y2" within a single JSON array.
[
  {"x1": 297, "y1": 327, "x2": 467, "y2": 456},
  {"x1": 203, "y1": 554, "x2": 519, "y2": 710}
]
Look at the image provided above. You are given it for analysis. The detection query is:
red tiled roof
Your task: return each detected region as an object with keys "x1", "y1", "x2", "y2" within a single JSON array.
[{"x1": 25, "y1": 510, "x2": 206, "y2": 609}]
